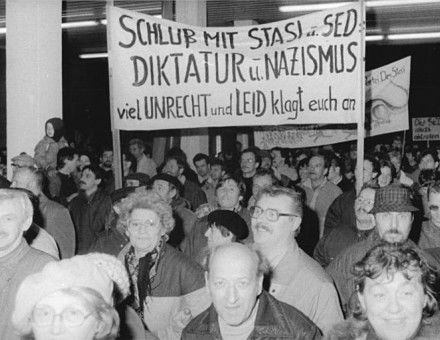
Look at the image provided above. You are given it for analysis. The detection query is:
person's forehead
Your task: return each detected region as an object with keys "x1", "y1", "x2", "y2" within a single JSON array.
[
  {"x1": 166, "y1": 159, "x2": 178, "y2": 167},
  {"x1": 254, "y1": 175, "x2": 272, "y2": 186},
  {"x1": 210, "y1": 249, "x2": 256, "y2": 278},
  {"x1": 380, "y1": 166, "x2": 391, "y2": 174},
  {"x1": 257, "y1": 193, "x2": 291, "y2": 209},
  {"x1": 103, "y1": 151, "x2": 113, "y2": 156},
  {"x1": 0, "y1": 199, "x2": 23, "y2": 216},
  {"x1": 309, "y1": 156, "x2": 324, "y2": 165},
  {"x1": 131, "y1": 208, "x2": 159, "y2": 219},
  {"x1": 361, "y1": 188, "x2": 375, "y2": 198},
  {"x1": 83, "y1": 168, "x2": 95, "y2": 175},
  {"x1": 219, "y1": 179, "x2": 238, "y2": 190},
  {"x1": 428, "y1": 190, "x2": 440, "y2": 202},
  {"x1": 195, "y1": 159, "x2": 207, "y2": 166},
  {"x1": 241, "y1": 152, "x2": 255, "y2": 160},
  {"x1": 376, "y1": 211, "x2": 411, "y2": 217},
  {"x1": 154, "y1": 179, "x2": 170, "y2": 188},
  {"x1": 365, "y1": 271, "x2": 422, "y2": 290},
  {"x1": 422, "y1": 154, "x2": 435, "y2": 162}
]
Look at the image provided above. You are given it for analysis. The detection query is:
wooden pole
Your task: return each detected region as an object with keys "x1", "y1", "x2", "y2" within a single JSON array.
[
  {"x1": 355, "y1": 0, "x2": 366, "y2": 194},
  {"x1": 106, "y1": 0, "x2": 123, "y2": 189}
]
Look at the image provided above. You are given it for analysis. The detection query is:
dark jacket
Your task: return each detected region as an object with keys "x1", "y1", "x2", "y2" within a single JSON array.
[
  {"x1": 326, "y1": 314, "x2": 440, "y2": 340},
  {"x1": 182, "y1": 291, "x2": 322, "y2": 340},
  {"x1": 313, "y1": 223, "x2": 372, "y2": 267},
  {"x1": 183, "y1": 179, "x2": 207, "y2": 211},
  {"x1": 324, "y1": 189, "x2": 356, "y2": 238},
  {"x1": 69, "y1": 188, "x2": 112, "y2": 254}
]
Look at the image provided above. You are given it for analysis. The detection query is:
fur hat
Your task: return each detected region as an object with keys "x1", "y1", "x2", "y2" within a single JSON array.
[{"x1": 12, "y1": 253, "x2": 129, "y2": 330}]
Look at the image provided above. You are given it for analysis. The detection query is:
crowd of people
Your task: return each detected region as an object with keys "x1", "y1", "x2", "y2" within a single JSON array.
[{"x1": 1, "y1": 117, "x2": 440, "y2": 339}]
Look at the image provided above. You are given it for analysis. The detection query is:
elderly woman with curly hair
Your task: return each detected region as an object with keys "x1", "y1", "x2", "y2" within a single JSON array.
[
  {"x1": 326, "y1": 243, "x2": 440, "y2": 340},
  {"x1": 117, "y1": 189, "x2": 210, "y2": 339}
]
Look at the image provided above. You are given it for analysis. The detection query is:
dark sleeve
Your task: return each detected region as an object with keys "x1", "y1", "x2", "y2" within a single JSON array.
[
  {"x1": 92, "y1": 195, "x2": 113, "y2": 233},
  {"x1": 323, "y1": 195, "x2": 343, "y2": 237},
  {"x1": 179, "y1": 256, "x2": 206, "y2": 295},
  {"x1": 313, "y1": 236, "x2": 330, "y2": 267}
]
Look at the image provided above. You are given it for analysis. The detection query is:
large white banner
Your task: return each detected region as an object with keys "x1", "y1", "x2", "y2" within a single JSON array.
[
  {"x1": 108, "y1": 4, "x2": 362, "y2": 131},
  {"x1": 255, "y1": 56, "x2": 411, "y2": 149}
]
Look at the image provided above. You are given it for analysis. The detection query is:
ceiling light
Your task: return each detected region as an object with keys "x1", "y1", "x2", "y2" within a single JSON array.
[
  {"x1": 366, "y1": 0, "x2": 440, "y2": 7},
  {"x1": 388, "y1": 32, "x2": 440, "y2": 40},
  {"x1": 79, "y1": 53, "x2": 108, "y2": 59},
  {"x1": 366, "y1": 34, "x2": 384, "y2": 41},
  {"x1": 280, "y1": 0, "x2": 440, "y2": 12},
  {"x1": 279, "y1": 2, "x2": 350, "y2": 12},
  {"x1": 62, "y1": 20, "x2": 99, "y2": 29}
]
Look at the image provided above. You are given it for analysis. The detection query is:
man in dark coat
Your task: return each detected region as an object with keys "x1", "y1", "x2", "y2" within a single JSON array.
[
  {"x1": 69, "y1": 164, "x2": 112, "y2": 254},
  {"x1": 182, "y1": 243, "x2": 321, "y2": 339}
]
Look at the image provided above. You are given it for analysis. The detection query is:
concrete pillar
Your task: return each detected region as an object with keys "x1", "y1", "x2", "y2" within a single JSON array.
[
  {"x1": 6, "y1": 0, "x2": 62, "y2": 178},
  {"x1": 175, "y1": 0, "x2": 209, "y2": 168}
]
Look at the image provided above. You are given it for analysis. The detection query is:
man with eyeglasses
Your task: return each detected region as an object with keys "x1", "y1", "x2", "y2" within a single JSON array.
[
  {"x1": 251, "y1": 186, "x2": 343, "y2": 336},
  {"x1": 0, "y1": 189, "x2": 55, "y2": 340},
  {"x1": 419, "y1": 183, "x2": 440, "y2": 248}
]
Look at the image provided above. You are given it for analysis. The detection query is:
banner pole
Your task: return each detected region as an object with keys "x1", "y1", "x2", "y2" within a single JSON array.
[
  {"x1": 355, "y1": 0, "x2": 366, "y2": 194},
  {"x1": 106, "y1": 0, "x2": 123, "y2": 189}
]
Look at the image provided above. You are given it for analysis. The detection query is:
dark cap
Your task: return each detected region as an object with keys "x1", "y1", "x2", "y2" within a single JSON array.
[
  {"x1": 370, "y1": 184, "x2": 418, "y2": 214},
  {"x1": 208, "y1": 210, "x2": 249, "y2": 241},
  {"x1": 151, "y1": 173, "x2": 183, "y2": 194}
]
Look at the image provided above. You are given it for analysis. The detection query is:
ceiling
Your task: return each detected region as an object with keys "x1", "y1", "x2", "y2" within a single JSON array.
[{"x1": 1, "y1": 0, "x2": 440, "y2": 54}]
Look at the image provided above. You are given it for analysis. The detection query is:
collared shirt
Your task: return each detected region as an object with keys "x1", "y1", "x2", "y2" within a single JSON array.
[
  {"x1": 0, "y1": 239, "x2": 54, "y2": 340},
  {"x1": 269, "y1": 243, "x2": 343, "y2": 335}
]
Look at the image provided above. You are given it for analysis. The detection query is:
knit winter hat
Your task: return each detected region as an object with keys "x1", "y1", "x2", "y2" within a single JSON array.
[
  {"x1": 45, "y1": 117, "x2": 65, "y2": 142},
  {"x1": 12, "y1": 253, "x2": 129, "y2": 331},
  {"x1": 11, "y1": 152, "x2": 37, "y2": 168},
  {"x1": 208, "y1": 209, "x2": 249, "y2": 241}
]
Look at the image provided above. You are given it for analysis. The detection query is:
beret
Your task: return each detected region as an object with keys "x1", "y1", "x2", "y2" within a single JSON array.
[{"x1": 208, "y1": 209, "x2": 249, "y2": 241}]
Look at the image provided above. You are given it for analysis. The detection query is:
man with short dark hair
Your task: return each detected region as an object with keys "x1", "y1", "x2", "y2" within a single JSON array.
[
  {"x1": 299, "y1": 152, "x2": 342, "y2": 238},
  {"x1": 99, "y1": 147, "x2": 115, "y2": 194},
  {"x1": 182, "y1": 243, "x2": 321, "y2": 339},
  {"x1": 327, "y1": 154, "x2": 353, "y2": 193},
  {"x1": 252, "y1": 186, "x2": 343, "y2": 335},
  {"x1": 48, "y1": 147, "x2": 79, "y2": 206},
  {"x1": 192, "y1": 153, "x2": 211, "y2": 187},
  {"x1": 0, "y1": 189, "x2": 54, "y2": 340},
  {"x1": 203, "y1": 158, "x2": 225, "y2": 206},
  {"x1": 128, "y1": 138, "x2": 157, "y2": 178},
  {"x1": 239, "y1": 148, "x2": 261, "y2": 207},
  {"x1": 69, "y1": 164, "x2": 112, "y2": 254},
  {"x1": 271, "y1": 147, "x2": 298, "y2": 182},
  {"x1": 163, "y1": 155, "x2": 207, "y2": 211},
  {"x1": 11, "y1": 167, "x2": 76, "y2": 258}
]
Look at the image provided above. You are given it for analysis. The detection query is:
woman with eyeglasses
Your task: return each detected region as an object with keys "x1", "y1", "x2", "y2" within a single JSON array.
[
  {"x1": 12, "y1": 253, "x2": 130, "y2": 340},
  {"x1": 116, "y1": 190, "x2": 210, "y2": 339}
]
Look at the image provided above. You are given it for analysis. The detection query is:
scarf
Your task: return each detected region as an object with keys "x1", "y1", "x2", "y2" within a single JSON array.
[{"x1": 124, "y1": 238, "x2": 165, "y2": 320}]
